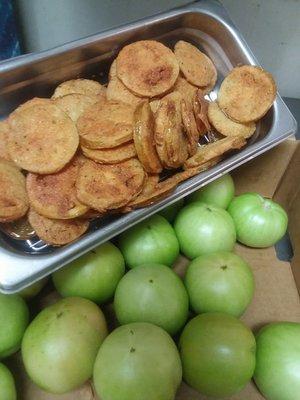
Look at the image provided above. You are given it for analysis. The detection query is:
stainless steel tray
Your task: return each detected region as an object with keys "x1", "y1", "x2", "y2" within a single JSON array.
[{"x1": 0, "y1": 0, "x2": 296, "y2": 293}]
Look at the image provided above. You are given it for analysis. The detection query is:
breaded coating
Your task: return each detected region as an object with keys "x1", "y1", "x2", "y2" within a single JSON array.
[
  {"x1": 218, "y1": 65, "x2": 276, "y2": 123},
  {"x1": 28, "y1": 209, "x2": 89, "y2": 246},
  {"x1": 133, "y1": 101, "x2": 162, "y2": 173},
  {"x1": 77, "y1": 100, "x2": 134, "y2": 149},
  {"x1": 8, "y1": 98, "x2": 78, "y2": 173},
  {"x1": 76, "y1": 158, "x2": 145, "y2": 212},
  {"x1": 116, "y1": 40, "x2": 179, "y2": 97}
]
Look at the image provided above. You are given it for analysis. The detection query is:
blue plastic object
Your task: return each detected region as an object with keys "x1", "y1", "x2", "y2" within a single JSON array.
[{"x1": 0, "y1": 0, "x2": 20, "y2": 60}]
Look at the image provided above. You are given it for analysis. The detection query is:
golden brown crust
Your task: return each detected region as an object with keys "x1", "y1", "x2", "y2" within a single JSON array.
[
  {"x1": 173, "y1": 76, "x2": 198, "y2": 104},
  {"x1": 193, "y1": 89, "x2": 211, "y2": 136},
  {"x1": 76, "y1": 158, "x2": 145, "y2": 212},
  {"x1": 125, "y1": 173, "x2": 160, "y2": 207},
  {"x1": 52, "y1": 78, "x2": 106, "y2": 100},
  {"x1": 126, "y1": 184, "x2": 173, "y2": 210},
  {"x1": 77, "y1": 100, "x2": 134, "y2": 149},
  {"x1": 54, "y1": 93, "x2": 99, "y2": 122},
  {"x1": 81, "y1": 142, "x2": 136, "y2": 164},
  {"x1": 14, "y1": 97, "x2": 49, "y2": 110},
  {"x1": 218, "y1": 65, "x2": 277, "y2": 123},
  {"x1": 124, "y1": 174, "x2": 165, "y2": 210},
  {"x1": 8, "y1": 98, "x2": 79, "y2": 173},
  {"x1": 125, "y1": 158, "x2": 220, "y2": 210},
  {"x1": 0, "y1": 160, "x2": 28, "y2": 222},
  {"x1": 2, "y1": 42, "x2": 277, "y2": 246},
  {"x1": 0, "y1": 120, "x2": 11, "y2": 162},
  {"x1": 116, "y1": 40, "x2": 179, "y2": 97},
  {"x1": 174, "y1": 41, "x2": 217, "y2": 88},
  {"x1": 133, "y1": 101, "x2": 163, "y2": 173},
  {"x1": 26, "y1": 156, "x2": 89, "y2": 219},
  {"x1": 107, "y1": 60, "x2": 144, "y2": 107},
  {"x1": 28, "y1": 209, "x2": 89, "y2": 246},
  {"x1": 184, "y1": 136, "x2": 246, "y2": 169},
  {"x1": 181, "y1": 98, "x2": 199, "y2": 156},
  {"x1": 154, "y1": 92, "x2": 189, "y2": 168},
  {"x1": 156, "y1": 157, "x2": 221, "y2": 196},
  {"x1": 208, "y1": 101, "x2": 256, "y2": 138}
]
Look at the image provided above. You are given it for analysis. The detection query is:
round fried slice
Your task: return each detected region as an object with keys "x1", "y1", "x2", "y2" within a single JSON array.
[
  {"x1": 124, "y1": 159, "x2": 221, "y2": 211},
  {"x1": 107, "y1": 60, "x2": 144, "y2": 107},
  {"x1": 173, "y1": 76, "x2": 198, "y2": 104},
  {"x1": 81, "y1": 142, "x2": 136, "y2": 164},
  {"x1": 137, "y1": 174, "x2": 160, "y2": 197},
  {"x1": 218, "y1": 65, "x2": 277, "y2": 123},
  {"x1": 208, "y1": 101, "x2": 256, "y2": 138},
  {"x1": 76, "y1": 158, "x2": 145, "y2": 212},
  {"x1": 181, "y1": 98, "x2": 199, "y2": 156},
  {"x1": 174, "y1": 41, "x2": 217, "y2": 88},
  {"x1": 116, "y1": 40, "x2": 179, "y2": 97},
  {"x1": 54, "y1": 93, "x2": 99, "y2": 122},
  {"x1": 52, "y1": 79, "x2": 106, "y2": 100},
  {"x1": 184, "y1": 136, "x2": 246, "y2": 169},
  {"x1": 0, "y1": 160, "x2": 28, "y2": 222},
  {"x1": 154, "y1": 91, "x2": 189, "y2": 169},
  {"x1": 129, "y1": 173, "x2": 160, "y2": 204},
  {"x1": 8, "y1": 98, "x2": 79, "y2": 173},
  {"x1": 0, "y1": 120, "x2": 11, "y2": 161},
  {"x1": 133, "y1": 101, "x2": 162, "y2": 173},
  {"x1": 124, "y1": 174, "x2": 162, "y2": 210},
  {"x1": 193, "y1": 89, "x2": 211, "y2": 136},
  {"x1": 77, "y1": 100, "x2": 134, "y2": 149},
  {"x1": 28, "y1": 209, "x2": 89, "y2": 246},
  {"x1": 14, "y1": 97, "x2": 49, "y2": 110},
  {"x1": 26, "y1": 156, "x2": 89, "y2": 219}
]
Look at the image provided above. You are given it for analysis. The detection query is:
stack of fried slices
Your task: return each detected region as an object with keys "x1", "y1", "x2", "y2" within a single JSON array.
[{"x1": 0, "y1": 40, "x2": 277, "y2": 245}]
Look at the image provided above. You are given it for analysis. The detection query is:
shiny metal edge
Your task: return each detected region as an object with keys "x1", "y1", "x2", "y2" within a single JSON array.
[{"x1": 0, "y1": 0, "x2": 297, "y2": 293}]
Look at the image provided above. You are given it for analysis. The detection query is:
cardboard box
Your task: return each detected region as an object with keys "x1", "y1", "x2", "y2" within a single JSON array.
[{"x1": 8, "y1": 139, "x2": 300, "y2": 400}]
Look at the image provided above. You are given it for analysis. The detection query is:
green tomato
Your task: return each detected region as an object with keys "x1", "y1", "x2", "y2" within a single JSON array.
[
  {"x1": 118, "y1": 215, "x2": 179, "y2": 268},
  {"x1": 52, "y1": 242, "x2": 125, "y2": 304},
  {"x1": 254, "y1": 322, "x2": 300, "y2": 400},
  {"x1": 174, "y1": 202, "x2": 236, "y2": 259},
  {"x1": 228, "y1": 193, "x2": 288, "y2": 247},
  {"x1": 18, "y1": 278, "x2": 48, "y2": 300},
  {"x1": 188, "y1": 173, "x2": 235, "y2": 209},
  {"x1": 22, "y1": 297, "x2": 107, "y2": 394},
  {"x1": 93, "y1": 322, "x2": 182, "y2": 400},
  {"x1": 0, "y1": 363, "x2": 17, "y2": 400},
  {"x1": 184, "y1": 251, "x2": 254, "y2": 317},
  {"x1": 0, "y1": 293, "x2": 29, "y2": 359},
  {"x1": 159, "y1": 199, "x2": 185, "y2": 222},
  {"x1": 114, "y1": 264, "x2": 189, "y2": 335},
  {"x1": 179, "y1": 313, "x2": 256, "y2": 397}
]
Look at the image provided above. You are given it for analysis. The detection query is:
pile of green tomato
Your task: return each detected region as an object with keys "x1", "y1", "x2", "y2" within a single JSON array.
[{"x1": 0, "y1": 174, "x2": 299, "y2": 400}]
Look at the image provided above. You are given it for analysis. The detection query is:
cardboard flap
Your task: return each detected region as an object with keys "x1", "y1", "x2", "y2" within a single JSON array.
[
  {"x1": 274, "y1": 143, "x2": 300, "y2": 210},
  {"x1": 232, "y1": 139, "x2": 297, "y2": 198},
  {"x1": 289, "y1": 191, "x2": 300, "y2": 294},
  {"x1": 273, "y1": 143, "x2": 300, "y2": 292}
]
